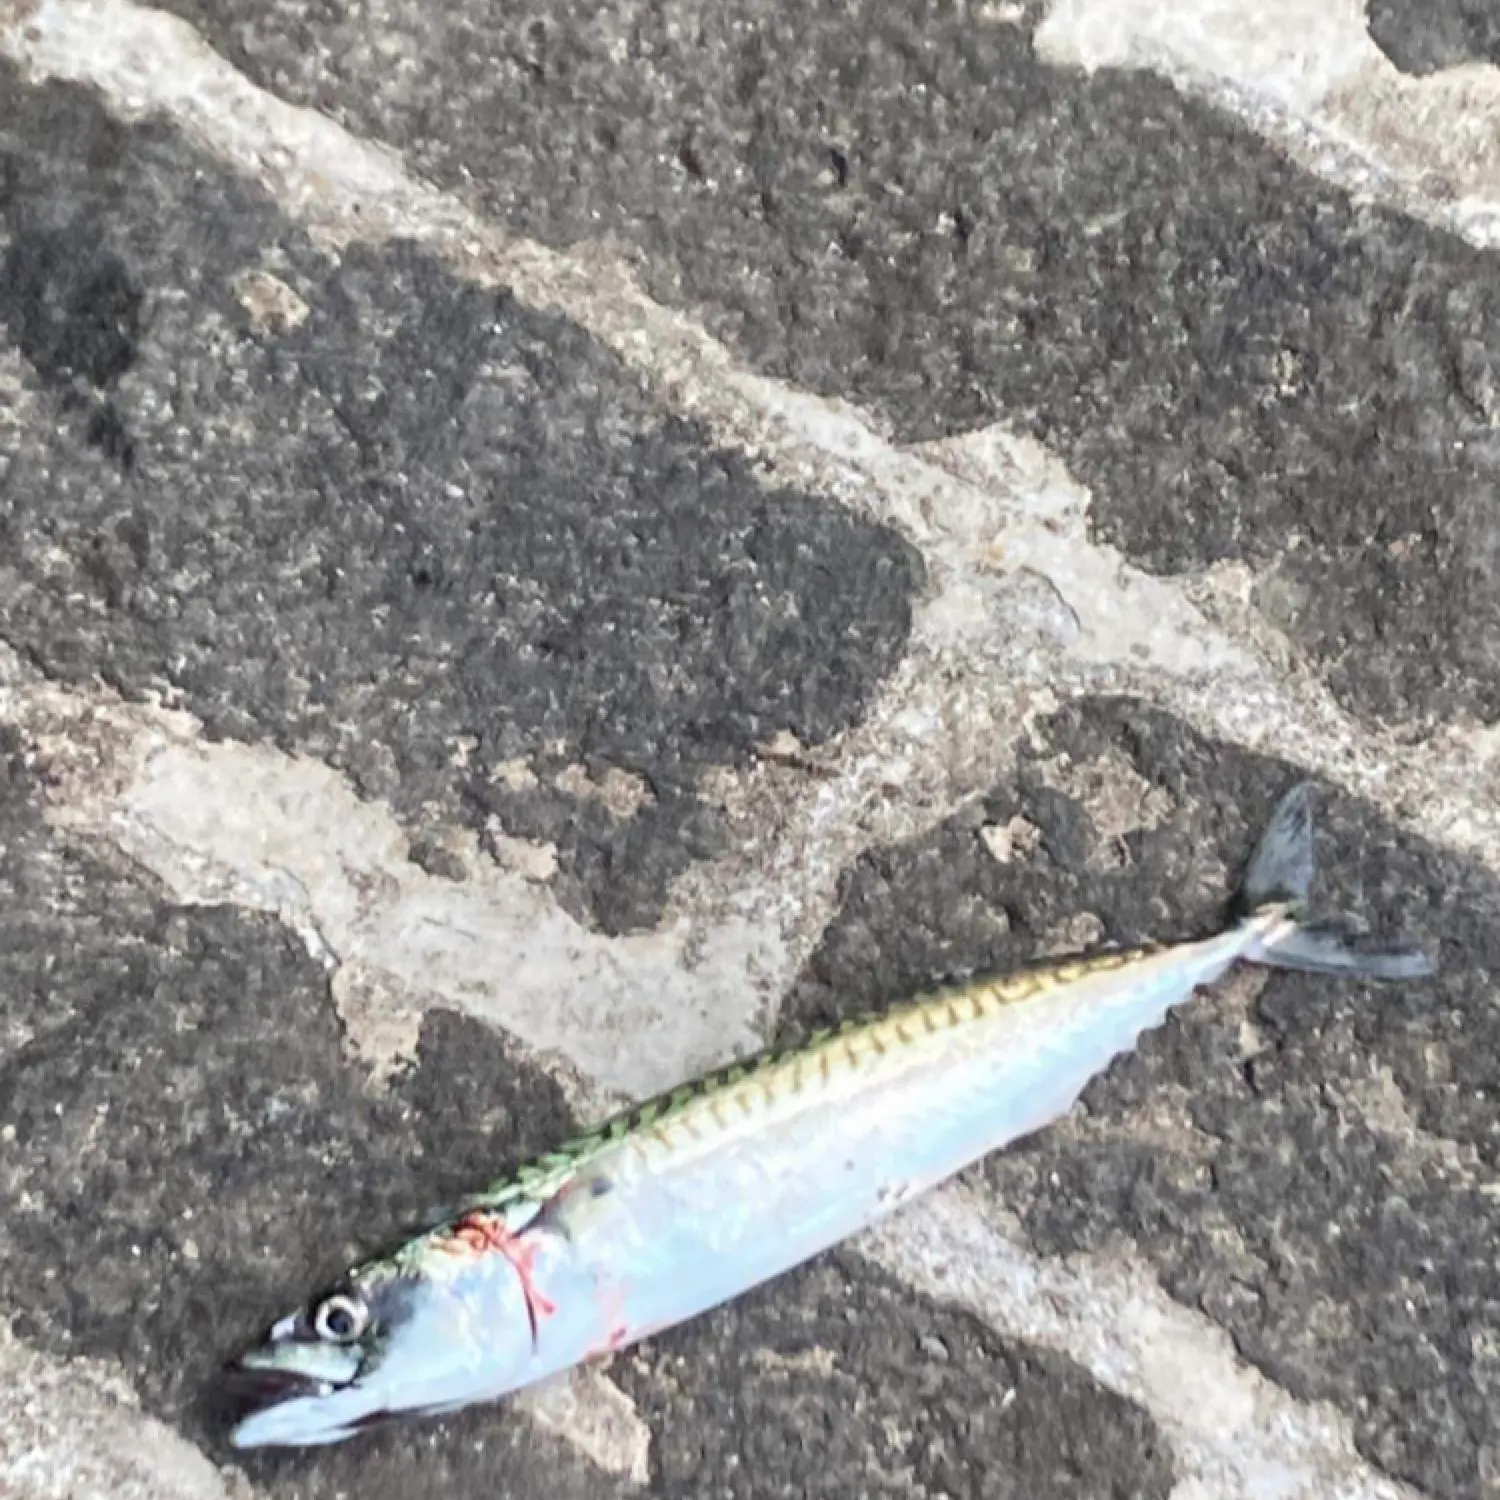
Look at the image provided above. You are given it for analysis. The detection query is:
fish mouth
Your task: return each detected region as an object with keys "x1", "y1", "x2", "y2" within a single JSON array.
[
  {"x1": 223, "y1": 1363, "x2": 381, "y2": 1449},
  {"x1": 221, "y1": 1348, "x2": 402, "y2": 1449},
  {"x1": 221, "y1": 1361, "x2": 338, "y2": 1411}
]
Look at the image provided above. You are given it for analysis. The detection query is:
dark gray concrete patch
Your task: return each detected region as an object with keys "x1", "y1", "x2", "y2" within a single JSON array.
[
  {"x1": 0, "y1": 64, "x2": 922, "y2": 935},
  {"x1": 785, "y1": 697, "x2": 1500, "y2": 1500},
  {"x1": 151, "y1": 0, "x2": 1500, "y2": 726},
  {"x1": 1368, "y1": 0, "x2": 1500, "y2": 75},
  {"x1": 615, "y1": 1252, "x2": 1172, "y2": 1500},
  {"x1": 0, "y1": 723, "x2": 630, "y2": 1499}
]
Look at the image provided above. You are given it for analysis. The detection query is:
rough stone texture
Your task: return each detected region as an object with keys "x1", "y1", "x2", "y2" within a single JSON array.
[
  {"x1": 6, "y1": 4, "x2": 1500, "y2": 1497},
  {"x1": 787, "y1": 696, "x2": 1498, "y2": 1500},
  {"x1": 0, "y1": 723, "x2": 631, "y2": 1499},
  {"x1": 146, "y1": 0, "x2": 1500, "y2": 728},
  {"x1": 1368, "y1": 0, "x2": 1500, "y2": 76},
  {"x1": 615, "y1": 1252, "x2": 1174, "y2": 1500},
  {"x1": 0, "y1": 1324, "x2": 240, "y2": 1500},
  {"x1": 0, "y1": 63, "x2": 922, "y2": 936}
]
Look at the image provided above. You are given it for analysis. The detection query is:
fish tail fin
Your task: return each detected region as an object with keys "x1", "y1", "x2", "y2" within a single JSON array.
[
  {"x1": 1234, "y1": 781, "x2": 1317, "y2": 916},
  {"x1": 1234, "y1": 782, "x2": 1437, "y2": 982},
  {"x1": 1247, "y1": 920, "x2": 1436, "y2": 980}
]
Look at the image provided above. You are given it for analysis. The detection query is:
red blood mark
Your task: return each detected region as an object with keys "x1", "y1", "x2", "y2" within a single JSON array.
[
  {"x1": 584, "y1": 1283, "x2": 632, "y2": 1361},
  {"x1": 584, "y1": 1323, "x2": 631, "y2": 1363},
  {"x1": 441, "y1": 1211, "x2": 557, "y2": 1346}
]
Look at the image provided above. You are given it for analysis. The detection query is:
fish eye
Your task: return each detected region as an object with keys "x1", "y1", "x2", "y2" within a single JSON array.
[{"x1": 312, "y1": 1292, "x2": 369, "y2": 1344}]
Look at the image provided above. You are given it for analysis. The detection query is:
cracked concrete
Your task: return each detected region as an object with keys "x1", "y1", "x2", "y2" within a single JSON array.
[{"x1": 3, "y1": 0, "x2": 1499, "y2": 1497}]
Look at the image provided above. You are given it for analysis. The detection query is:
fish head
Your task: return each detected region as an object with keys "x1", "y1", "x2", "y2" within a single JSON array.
[{"x1": 224, "y1": 1229, "x2": 541, "y2": 1448}]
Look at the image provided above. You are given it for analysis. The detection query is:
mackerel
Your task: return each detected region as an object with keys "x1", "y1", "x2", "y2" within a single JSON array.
[{"x1": 225, "y1": 783, "x2": 1434, "y2": 1446}]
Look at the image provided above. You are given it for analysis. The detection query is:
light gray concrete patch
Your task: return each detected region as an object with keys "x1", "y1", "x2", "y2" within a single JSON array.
[
  {"x1": 520, "y1": 1371, "x2": 652, "y2": 1487},
  {"x1": 114, "y1": 734, "x2": 774, "y2": 1101},
  {"x1": 0, "y1": 651, "x2": 1180, "y2": 1498},
  {"x1": 0, "y1": 1327, "x2": 250, "y2": 1500}
]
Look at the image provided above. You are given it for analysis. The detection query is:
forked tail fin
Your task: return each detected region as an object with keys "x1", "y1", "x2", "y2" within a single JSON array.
[
  {"x1": 1235, "y1": 781, "x2": 1316, "y2": 916},
  {"x1": 1235, "y1": 782, "x2": 1437, "y2": 982}
]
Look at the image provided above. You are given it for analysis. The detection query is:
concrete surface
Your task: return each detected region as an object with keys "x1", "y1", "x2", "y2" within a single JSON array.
[{"x1": 1, "y1": 2, "x2": 1499, "y2": 1498}]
